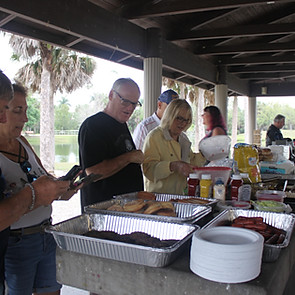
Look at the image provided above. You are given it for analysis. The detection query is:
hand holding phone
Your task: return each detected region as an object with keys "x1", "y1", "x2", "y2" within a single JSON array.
[
  {"x1": 70, "y1": 173, "x2": 102, "y2": 189},
  {"x1": 58, "y1": 165, "x2": 82, "y2": 181}
]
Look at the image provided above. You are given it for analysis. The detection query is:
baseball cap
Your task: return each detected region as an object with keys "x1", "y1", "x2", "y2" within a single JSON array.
[{"x1": 158, "y1": 89, "x2": 179, "y2": 104}]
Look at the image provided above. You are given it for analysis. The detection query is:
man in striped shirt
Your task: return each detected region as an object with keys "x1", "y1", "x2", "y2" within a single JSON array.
[{"x1": 133, "y1": 89, "x2": 178, "y2": 150}]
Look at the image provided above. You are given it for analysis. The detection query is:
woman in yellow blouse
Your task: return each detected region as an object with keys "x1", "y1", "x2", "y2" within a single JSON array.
[{"x1": 142, "y1": 99, "x2": 205, "y2": 194}]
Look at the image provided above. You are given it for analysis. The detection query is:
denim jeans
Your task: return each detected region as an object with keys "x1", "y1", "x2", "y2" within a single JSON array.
[{"x1": 5, "y1": 232, "x2": 61, "y2": 295}]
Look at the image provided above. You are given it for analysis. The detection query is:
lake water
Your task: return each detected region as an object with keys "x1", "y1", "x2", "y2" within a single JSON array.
[{"x1": 30, "y1": 139, "x2": 79, "y2": 164}]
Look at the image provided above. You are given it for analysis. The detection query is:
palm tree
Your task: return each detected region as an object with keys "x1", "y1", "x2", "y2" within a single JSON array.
[
  {"x1": 9, "y1": 35, "x2": 96, "y2": 173},
  {"x1": 59, "y1": 97, "x2": 70, "y2": 107}
]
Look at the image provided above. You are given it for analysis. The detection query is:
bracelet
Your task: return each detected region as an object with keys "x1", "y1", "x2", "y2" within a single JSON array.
[{"x1": 25, "y1": 183, "x2": 36, "y2": 211}]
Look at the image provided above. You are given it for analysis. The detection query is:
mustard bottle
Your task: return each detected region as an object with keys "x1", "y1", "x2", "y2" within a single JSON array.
[{"x1": 200, "y1": 174, "x2": 212, "y2": 198}]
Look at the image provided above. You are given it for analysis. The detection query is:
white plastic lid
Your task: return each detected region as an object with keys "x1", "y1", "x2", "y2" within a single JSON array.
[
  {"x1": 240, "y1": 173, "x2": 249, "y2": 178},
  {"x1": 189, "y1": 173, "x2": 198, "y2": 179},
  {"x1": 232, "y1": 174, "x2": 242, "y2": 180},
  {"x1": 201, "y1": 174, "x2": 211, "y2": 180}
]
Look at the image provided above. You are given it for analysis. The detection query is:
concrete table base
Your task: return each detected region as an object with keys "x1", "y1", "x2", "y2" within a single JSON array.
[{"x1": 56, "y1": 231, "x2": 295, "y2": 295}]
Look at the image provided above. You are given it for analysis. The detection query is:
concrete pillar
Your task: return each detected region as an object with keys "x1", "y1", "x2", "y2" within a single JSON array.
[
  {"x1": 143, "y1": 28, "x2": 162, "y2": 118},
  {"x1": 215, "y1": 84, "x2": 228, "y2": 123},
  {"x1": 245, "y1": 96, "x2": 257, "y2": 144},
  {"x1": 144, "y1": 58, "x2": 162, "y2": 118}
]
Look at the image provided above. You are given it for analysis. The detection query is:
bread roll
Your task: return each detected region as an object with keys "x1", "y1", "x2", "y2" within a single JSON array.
[{"x1": 137, "y1": 191, "x2": 156, "y2": 200}]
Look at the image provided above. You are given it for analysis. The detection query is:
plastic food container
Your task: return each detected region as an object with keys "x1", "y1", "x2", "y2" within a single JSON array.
[
  {"x1": 192, "y1": 166, "x2": 231, "y2": 185},
  {"x1": 252, "y1": 200, "x2": 287, "y2": 213},
  {"x1": 256, "y1": 190, "x2": 285, "y2": 202},
  {"x1": 217, "y1": 200, "x2": 251, "y2": 211}
]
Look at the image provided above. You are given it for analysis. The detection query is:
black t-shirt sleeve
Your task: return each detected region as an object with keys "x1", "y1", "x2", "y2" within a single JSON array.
[{"x1": 78, "y1": 114, "x2": 108, "y2": 169}]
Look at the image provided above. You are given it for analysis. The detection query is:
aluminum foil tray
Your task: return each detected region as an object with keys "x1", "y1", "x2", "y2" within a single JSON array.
[
  {"x1": 46, "y1": 213, "x2": 198, "y2": 267},
  {"x1": 155, "y1": 193, "x2": 217, "y2": 207},
  {"x1": 113, "y1": 191, "x2": 217, "y2": 207},
  {"x1": 203, "y1": 209, "x2": 295, "y2": 262},
  {"x1": 84, "y1": 199, "x2": 211, "y2": 223}
]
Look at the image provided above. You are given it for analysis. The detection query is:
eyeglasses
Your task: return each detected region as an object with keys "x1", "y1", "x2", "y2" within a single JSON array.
[
  {"x1": 113, "y1": 90, "x2": 142, "y2": 108},
  {"x1": 176, "y1": 116, "x2": 190, "y2": 124},
  {"x1": 20, "y1": 161, "x2": 38, "y2": 183}
]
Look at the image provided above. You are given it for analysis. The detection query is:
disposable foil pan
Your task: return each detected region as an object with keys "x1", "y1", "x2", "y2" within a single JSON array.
[
  {"x1": 46, "y1": 213, "x2": 198, "y2": 267},
  {"x1": 203, "y1": 209, "x2": 295, "y2": 262},
  {"x1": 114, "y1": 191, "x2": 217, "y2": 207},
  {"x1": 84, "y1": 199, "x2": 211, "y2": 223}
]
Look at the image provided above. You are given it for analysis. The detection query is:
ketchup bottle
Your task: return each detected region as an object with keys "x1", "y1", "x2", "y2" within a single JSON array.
[
  {"x1": 230, "y1": 174, "x2": 243, "y2": 201},
  {"x1": 188, "y1": 173, "x2": 199, "y2": 196}
]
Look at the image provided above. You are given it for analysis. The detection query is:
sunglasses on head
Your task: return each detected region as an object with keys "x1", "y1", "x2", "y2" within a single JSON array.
[{"x1": 20, "y1": 160, "x2": 38, "y2": 183}]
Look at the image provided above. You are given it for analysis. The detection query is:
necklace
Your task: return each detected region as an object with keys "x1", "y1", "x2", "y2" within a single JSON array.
[{"x1": 0, "y1": 141, "x2": 28, "y2": 163}]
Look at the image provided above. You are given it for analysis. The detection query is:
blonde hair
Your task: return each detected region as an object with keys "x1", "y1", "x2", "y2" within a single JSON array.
[{"x1": 160, "y1": 99, "x2": 192, "y2": 131}]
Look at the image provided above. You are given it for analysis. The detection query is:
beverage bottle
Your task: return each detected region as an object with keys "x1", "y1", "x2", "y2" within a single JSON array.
[
  {"x1": 239, "y1": 173, "x2": 252, "y2": 202},
  {"x1": 200, "y1": 174, "x2": 212, "y2": 198},
  {"x1": 230, "y1": 174, "x2": 243, "y2": 201},
  {"x1": 187, "y1": 173, "x2": 199, "y2": 196},
  {"x1": 213, "y1": 178, "x2": 226, "y2": 201}
]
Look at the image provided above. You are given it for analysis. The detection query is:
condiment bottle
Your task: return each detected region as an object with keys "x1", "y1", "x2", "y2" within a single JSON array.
[
  {"x1": 230, "y1": 174, "x2": 243, "y2": 201},
  {"x1": 239, "y1": 173, "x2": 252, "y2": 202},
  {"x1": 200, "y1": 174, "x2": 212, "y2": 198},
  {"x1": 213, "y1": 178, "x2": 226, "y2": 201},
  {"x1": 240, "y1": 173, "x2": 252, "y2": 184},
  {"x1": 187, "y1": 173, "x2": 199, "y2": 196}
]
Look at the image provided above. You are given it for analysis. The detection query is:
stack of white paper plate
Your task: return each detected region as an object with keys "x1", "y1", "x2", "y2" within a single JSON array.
[{"x1": 190, "y1": 226, "x2": 264, "y2": 283}]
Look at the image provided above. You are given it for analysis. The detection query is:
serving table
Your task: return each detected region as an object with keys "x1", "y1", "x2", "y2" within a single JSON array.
[{"x1": 56, "y1": 228, "x2": 295, "y2": 295}]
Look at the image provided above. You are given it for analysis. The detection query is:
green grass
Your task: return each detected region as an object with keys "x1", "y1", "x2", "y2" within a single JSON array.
[
  {"x1": 55, "y1": 162, "x2": 78, "y2": 171},
  {"x1": 230, "y1": 130, "x2": 295, "y2": 146},
  {"x1": 26, "y1": 135, "x2": 77, "y2": 145}
]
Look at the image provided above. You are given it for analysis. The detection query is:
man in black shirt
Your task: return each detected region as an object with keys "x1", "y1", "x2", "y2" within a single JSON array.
[
  {"x1": 79, "y1": 78, "x2": 144, "y2": 211},
  {"x1": 266, "y1": 114, "x2": 285, "y2": 146}
]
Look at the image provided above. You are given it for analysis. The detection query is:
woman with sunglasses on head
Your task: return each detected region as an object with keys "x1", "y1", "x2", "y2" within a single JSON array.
[
  {"x1": 142, "y1": 99, "x2": 206, "y2": 195},
  {"x1": 0, "y1": 72, "x2": 70, "y2": 295},
  {"x1": 0, "y1": 83, "x2": 75, "y2": 295}
]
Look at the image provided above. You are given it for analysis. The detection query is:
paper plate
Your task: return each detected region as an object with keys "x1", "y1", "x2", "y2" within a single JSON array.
[{"x1": 190, "y1": 226, "x2": 264, "y2": 283}]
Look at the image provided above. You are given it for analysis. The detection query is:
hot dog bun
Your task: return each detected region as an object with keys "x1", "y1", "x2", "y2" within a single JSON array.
[{"x1": 137, "y1": 191, "x2": 156, "y2": 200}]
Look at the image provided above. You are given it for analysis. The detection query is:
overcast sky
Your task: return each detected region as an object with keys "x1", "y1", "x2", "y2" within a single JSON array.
[{"x1": 0, "y1": 32, "x2": 144, "y2": 110}]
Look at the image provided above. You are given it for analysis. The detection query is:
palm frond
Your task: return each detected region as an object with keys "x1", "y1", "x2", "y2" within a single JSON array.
[{"x1": 9, "y1": 35, "x2": 40, "y2": 60}]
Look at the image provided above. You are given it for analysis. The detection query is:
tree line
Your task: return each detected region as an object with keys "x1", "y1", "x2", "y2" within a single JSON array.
[{"x1": 25, "y1": 94, "x2": 295, "y2": 136}]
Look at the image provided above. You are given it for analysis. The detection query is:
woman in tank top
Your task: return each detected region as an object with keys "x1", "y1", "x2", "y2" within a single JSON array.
[
  {"x1": 201, "y1": 105, "x2": 227, "y2": 138},
  {"x1": 0, "y1": 83, "x2": 77, "y2": 295}
]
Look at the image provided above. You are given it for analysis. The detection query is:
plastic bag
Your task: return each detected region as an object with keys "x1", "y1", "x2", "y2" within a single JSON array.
[{"x1": 233, "y1": 143, "x2": 261, "y2": 183}]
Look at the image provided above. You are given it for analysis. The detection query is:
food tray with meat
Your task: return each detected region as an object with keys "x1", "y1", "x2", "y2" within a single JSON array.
[
  {"x1": 45, "y1": 213, "x2": 198, "y2": 267},
  {"x1": 84, "y1": 198, "x2": 211, "y2": 224},
  {"x1": 203, "y1": 209, "x2": 295, "y2": 262},
  {"x1": 113, "y1": 191, "x2": 218, "y2": 207}
]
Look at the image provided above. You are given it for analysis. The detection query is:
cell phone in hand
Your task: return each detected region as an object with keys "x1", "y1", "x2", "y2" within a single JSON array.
[
  {"x1": 58, "y1": 165, "x2": 82, "y2": 181},
  {"x1": 71, "y1": 173, "x2": 102, "y2": 189}
]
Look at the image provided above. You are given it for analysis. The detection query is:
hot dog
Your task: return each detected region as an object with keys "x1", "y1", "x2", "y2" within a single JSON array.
[{"x1": 230, "y1": 216, "x2": 286, "y2": 245}]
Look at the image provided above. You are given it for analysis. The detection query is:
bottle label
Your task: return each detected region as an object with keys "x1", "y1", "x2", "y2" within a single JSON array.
[
  {"x1": 213, "y1": 185, "x2": 225, "y2": 201},
  {"x1": 238, "y1": 184, "x2": 251, "y2": 202}
]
